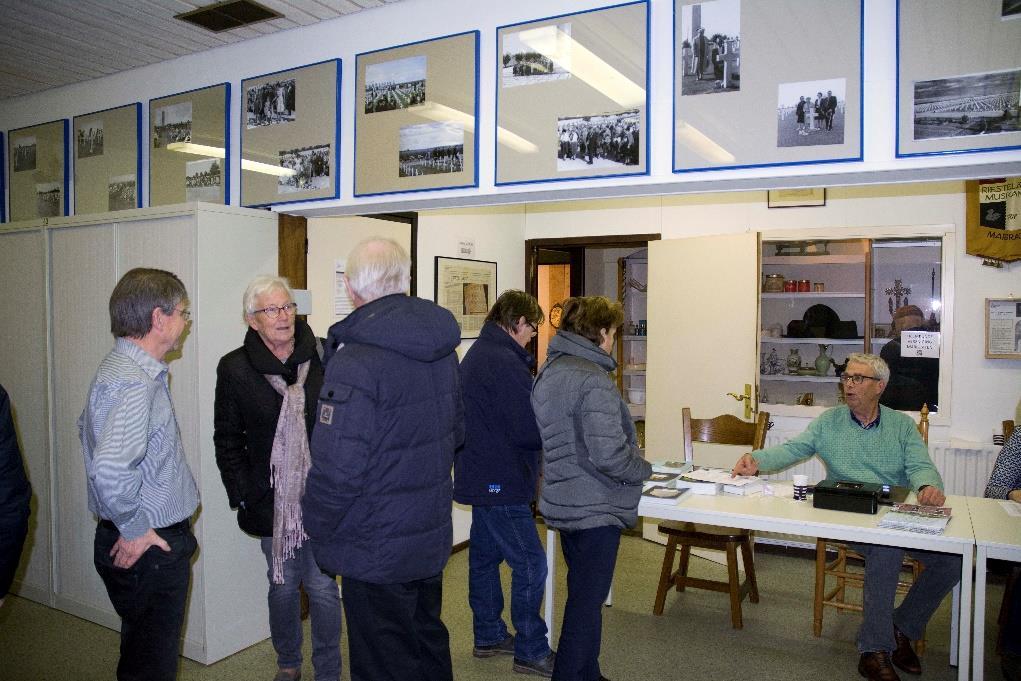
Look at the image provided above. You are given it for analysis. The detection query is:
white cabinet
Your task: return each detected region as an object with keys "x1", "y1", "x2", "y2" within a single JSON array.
[{"x1": 0, "y1": 203, "x2": 279, "y2": 664}]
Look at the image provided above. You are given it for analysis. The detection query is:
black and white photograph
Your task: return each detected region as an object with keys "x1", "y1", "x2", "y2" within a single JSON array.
[
  {"x1": 556, "y1": 109, "x2": 640, "y2": 171},
  {"x1": 153, "y1": 101, "x2": 192, "y2": 148},
  {"x1": 13, "y1": 136, "x2": 36, "y2": 172},
  {"x1": 912, "y1": 69, "x2": 1021, "y2": 140},
  {"x1": 246, "y1": 79, "x2": 296, "y2": 128},
  {"x1": 680, "y1": 0, "x2": 741, "y2": 96},
  {"x1": 776, "y1": 78, "x2": 846, "y2": 147},
  {"x1": 35, "y1": 181, "x2": 61, "y2": 217},
  {"x1": 501, "y1": 23, "x2": 572, "y2": 88},
  {"x1": 1004, "y1": 0, "x2": 1021, "y2": 19},
  {"x1": 364, "y1": 55, "x2": 426, "y2": 114},
  {"x1": 77, "y1": 121, "x2": 104, "y2": 158},
  {"x1": 108, "y1": 174, "x2": 136, "y2": 212},
  {"x1": 278, "y1": 143, "x2": 331, "y2": 194},
  {"x1": 184, "y1": 158, "x2": 221, "y2": 202},
  {"x1": 398, "y1": 121, "x2": 464, "y2": 177}
]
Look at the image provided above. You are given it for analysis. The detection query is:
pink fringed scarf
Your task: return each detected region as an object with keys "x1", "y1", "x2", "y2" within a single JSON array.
[{"x1": 264, "y1": 360, "x2": 311, "y2": 585}]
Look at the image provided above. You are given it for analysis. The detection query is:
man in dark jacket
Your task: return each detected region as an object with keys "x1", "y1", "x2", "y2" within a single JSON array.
[
  {"x1": 303, "y1": 238, "x2": 464, "y2": 681},
  {"x1": 454, "y1": 290, "x2": 554, "y2": 677},
  {"x1": 0, "y1": 383, "x2": 31, "y2": 608}
]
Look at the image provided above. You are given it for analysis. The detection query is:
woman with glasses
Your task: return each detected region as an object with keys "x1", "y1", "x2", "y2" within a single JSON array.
[
  {"x1": 532, "y1": 296, "x2": 652, "y2": 681},
  {"x1": 214, "y1": 275, "x2": 341, "y2": 681}
]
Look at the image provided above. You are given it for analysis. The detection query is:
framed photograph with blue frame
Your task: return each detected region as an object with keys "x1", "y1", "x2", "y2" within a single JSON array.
[
  {"x1": 241, "y1": 59, "x2": 340, "y2": 207},
  {"x1": 673, "y1": 0, "x2": 863, "y2": 173},
  {"x1": 896, "y1": 0, "x2": 1021, "y2": 159},
  {"x1": 495, "y1": 1, "x2": 649, "y2": 186},
  {"x1": 73, "y1": 103, "x2": 142, "y2": 215},
  {"x1": 149, "y1": 83, "x2": 230, "y2": 207},
  {"x1": 7, "y1": 119, "x2": 69, "y2": 222},
  {"x1": 355, "y1": 31, "x2": 478, "y2": 197}
]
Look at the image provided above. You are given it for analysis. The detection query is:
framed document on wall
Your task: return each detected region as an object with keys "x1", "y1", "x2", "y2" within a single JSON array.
[
  {"x1": 673, "y1": 0, "x2": 863, "y2": 173},
  {"x1": 495, "y1": 1, "x2": 649, "y2": 186},
  {"x1": 7, "y1": 119, "x2": 69, "y2": 222},
  {"x1": 897, "y1": 0, "x2": 1021, "y2": 158},
  {"x1": 354, "y1": 31, "x2": 479, "y2": 197},
  {"x1": 434, "y1": 256, "x2": 497, "y2": 339},
  {"x1": 73, "y1": 103, "x2": 142, "y2": 215},
  {"x1": 149, "y1": 83, "x2": 230, "y2": 207},
  {"x1": 241, "y1": 59, "x2": 340, "y2": 207},
  {"x1": 986, "y1": 297, "x2": 1021, "y2": 359}
]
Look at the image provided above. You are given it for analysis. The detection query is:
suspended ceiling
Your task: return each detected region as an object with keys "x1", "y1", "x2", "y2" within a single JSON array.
[{"x1": 0, "y1": 0, "x2": 406, "y2": 100}]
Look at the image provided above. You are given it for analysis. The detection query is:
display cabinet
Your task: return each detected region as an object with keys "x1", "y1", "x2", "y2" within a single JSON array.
[{"x1": 617, "y1": 250, "x2": 648, "y2": 428}]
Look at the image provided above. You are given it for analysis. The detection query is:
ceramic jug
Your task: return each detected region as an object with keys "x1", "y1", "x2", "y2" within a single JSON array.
[
  {"x1": 786, "y1": 348, "x2": 801, "y2": 374},
  {"x1": 814, "y1": 344, "x2": 832, "y2": 376}
]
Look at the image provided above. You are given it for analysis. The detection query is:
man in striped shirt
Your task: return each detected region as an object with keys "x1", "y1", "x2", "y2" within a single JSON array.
[{"x1": 79, "y1": 268, "x2": 199, "y2": 681}]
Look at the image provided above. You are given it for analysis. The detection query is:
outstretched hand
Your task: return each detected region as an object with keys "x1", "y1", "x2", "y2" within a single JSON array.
[{"x1": 731, "y1": 453, "x2": 759, "y2": 477}]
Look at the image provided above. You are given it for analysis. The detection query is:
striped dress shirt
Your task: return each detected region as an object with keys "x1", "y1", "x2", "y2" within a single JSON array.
[{"x1": 79, "y1": 338, "x2": 199, "y2": 540}]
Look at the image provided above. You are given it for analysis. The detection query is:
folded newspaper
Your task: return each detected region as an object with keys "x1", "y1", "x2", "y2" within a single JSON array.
[{"x1": 877, "y1": 503, "x2": 952, "y2": 535}]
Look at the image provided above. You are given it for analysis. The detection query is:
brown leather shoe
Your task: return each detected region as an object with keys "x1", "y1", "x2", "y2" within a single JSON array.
[
  {"x1": 858, "y1": 652, "x2": 901, "y2": 681},
  {"x1": 892, "y1": 627, "x2": 922, "y2": 675}
]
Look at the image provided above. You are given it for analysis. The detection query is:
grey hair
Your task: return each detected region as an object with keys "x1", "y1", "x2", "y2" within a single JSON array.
[
  {"x1": 345, "y1": 238, "x2": 410, "y2": 304},
  {"x1": 242, "y1": 275, "x2": 293, "y2": 322},
  {"x1": 846, "y1": 352, "x2": 890, "y2": 383},
  {"x1": 109, "y1": 268, "x2": 187, "y2": 339}
]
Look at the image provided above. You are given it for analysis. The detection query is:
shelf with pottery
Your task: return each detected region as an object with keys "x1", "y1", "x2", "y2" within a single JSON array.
[
  {"x1": 760, "y1": 374, "x2": 840, "y2": 383},
  {"x1": 761, "y1": 254, "x2": 865, "y2": 266},
  {"x1": 760, "y1": 337, "x2": 862, "y2": 345},
  {"x1": 760, "y1": 292, "x2": 865, "y2": 299}
]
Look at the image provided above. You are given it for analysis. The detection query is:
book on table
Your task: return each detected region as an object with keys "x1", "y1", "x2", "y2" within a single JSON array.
[
  {"x1": 674, "y1": 467, "x2": 763, "y2": 496},
  {"x1": 641, "y1": 485, "x2": 690, "y2": 505},
  {"x1": 877, "y1": 503, "x2": 952, "y2": 535}
]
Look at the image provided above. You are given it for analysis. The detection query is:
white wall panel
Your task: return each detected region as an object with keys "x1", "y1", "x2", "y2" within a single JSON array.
[{"x1": 0, "y1": 229, "x2": 51, "y2": 600}]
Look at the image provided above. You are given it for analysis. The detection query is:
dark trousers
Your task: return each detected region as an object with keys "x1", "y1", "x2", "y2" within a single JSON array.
[
  {"x1": 342, "y1": 573, "x2": 452, "y2": 681},
  {"x1": 94, "y1": 520, "x2": 196, "y2": 681},
  {"x1": 553, "y1": 525, "x2": 621, "y2": 681}
]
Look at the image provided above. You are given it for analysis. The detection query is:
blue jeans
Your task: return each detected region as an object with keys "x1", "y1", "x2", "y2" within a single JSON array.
[
  {"x1": 468, "y1": 505, "x2": 551, "y2": 662},
  {"x1": 851, "y1": 543, "x2": 961, "y2": 654},
  {"x1": 260, "y1": 537, "x2": 342, "y2": 681},
  {"x1": 553, "y1": 525, "x2": 621, "y2": 681}
]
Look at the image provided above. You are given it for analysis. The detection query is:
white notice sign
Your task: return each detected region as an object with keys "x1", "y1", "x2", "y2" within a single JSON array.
[
  {"x1": 458, "y1": 239, "x2": 476, "y2": 258},
  {"x1": 901, "y1": 331, "x2": 940, "y2": 358}
]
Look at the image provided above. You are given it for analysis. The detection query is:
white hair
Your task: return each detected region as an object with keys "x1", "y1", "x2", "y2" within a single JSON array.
[
  {"x1": 345, "y1": 238, "x2": 410, "y2": 304},
  {"x1": 242, "y1": 275, "x2": 293, "y2": 322},
  {"x1": 846, "y1": 352, "x2": 890, "y2": 383}
]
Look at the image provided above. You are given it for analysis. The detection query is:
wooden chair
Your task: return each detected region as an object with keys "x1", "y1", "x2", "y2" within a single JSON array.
[
  {"x1": 652, "y1": 408, "x2": 770, "y2": 629},
  {"x1": 1004, "y1": 419, "x2": 1015, "y2": 441},
  {"x1": 812, "y1": 405, "x2": 931, "y2": 651}
]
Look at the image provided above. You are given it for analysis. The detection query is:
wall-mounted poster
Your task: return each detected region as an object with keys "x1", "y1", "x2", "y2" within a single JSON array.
[
  {"x1": 434, "y1": 256, "x2": 497, "y2": 339},
  {"x1": 495, "y1": 2, "x2": 649, "y2": 185},
  {"x1": 74, "y1": 104, "x2": 142, "y2": 215},
  {"x1": 7, "y1": 119, "x2": 68, "y2": 222},
  {"x1": 149, "y1": 83, "x2": 230, "y2": 207},
  {"x1": 241, "y1": 60, "x2": 340, "y2": 207},
  {"x1": 897, "y1": 0, "x2": 1021, "y2": 158},
  {"x1": 673, "y1": 0, "x2": 862, "y2": 173},
  {"x1": 986, "y1": 297, "x2": 1021, "y2": 358},
  {"x1": 355, "y1": 31, "x2": 478, "y2": 197}
]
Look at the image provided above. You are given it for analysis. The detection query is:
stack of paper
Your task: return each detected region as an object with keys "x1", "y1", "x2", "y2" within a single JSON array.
[
  {"x1": 723, "y1": 475, "x2": 764, "y2": 496},
  {"x1": 675, "y1": 467, "x2": 729, "y2": 495},
  {"x1": 878, "y1": 503, "x2": 952, "y2": 535},
  {"x1": 641, "y1": 485, "x2": 689, "y2": 505}
]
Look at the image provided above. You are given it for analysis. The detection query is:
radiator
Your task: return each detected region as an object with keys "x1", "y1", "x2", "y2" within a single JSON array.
[{"x1": 758, "y1": 432, "x2": 999, "y2": 497}]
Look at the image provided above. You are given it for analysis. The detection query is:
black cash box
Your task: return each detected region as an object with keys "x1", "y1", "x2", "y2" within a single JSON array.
[{"x1": 812, "y1": 479, "x2": 881, "y2": 515}]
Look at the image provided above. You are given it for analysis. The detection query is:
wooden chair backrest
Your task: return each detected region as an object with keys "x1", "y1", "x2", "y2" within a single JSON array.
[
  {"x1": 917, "y1": 404, "x2": 929, "y2": 445},
  {"x1": 1004, "y1": 420, "x2": 1016, "y2": 441},
  {"x1": 682, "y1": 408, "x2": 770, "y2": 462}
]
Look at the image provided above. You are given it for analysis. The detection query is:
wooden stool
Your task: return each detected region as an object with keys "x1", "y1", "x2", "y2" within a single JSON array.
[{"x1": 653, "y1": 521, "x2": 759, "y2": 629}]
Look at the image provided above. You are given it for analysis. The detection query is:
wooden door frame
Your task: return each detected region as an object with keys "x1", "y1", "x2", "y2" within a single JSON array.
[{"x1": 525, "y1": 233, "x2": 662, "y2": 299}]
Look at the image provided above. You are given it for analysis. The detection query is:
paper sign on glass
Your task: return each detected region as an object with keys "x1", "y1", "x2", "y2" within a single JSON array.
[{"x1": 901, "y1": 331, "x2": 940, "y2": 358}]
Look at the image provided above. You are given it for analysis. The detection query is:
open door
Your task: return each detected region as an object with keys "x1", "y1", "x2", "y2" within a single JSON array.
[{"x1": 645, "y1": 232, "x2": 761, "y2": 469}]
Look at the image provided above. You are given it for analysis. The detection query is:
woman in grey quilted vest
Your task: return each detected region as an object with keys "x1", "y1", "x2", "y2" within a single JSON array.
[{"x1": 532, "y1": 296, "x2": 652, "y2": 681}]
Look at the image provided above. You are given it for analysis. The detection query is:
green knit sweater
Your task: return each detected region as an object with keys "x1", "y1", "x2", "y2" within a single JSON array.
[{"x1": 752, "y1": 405, "x2": 943, "y2": 491}]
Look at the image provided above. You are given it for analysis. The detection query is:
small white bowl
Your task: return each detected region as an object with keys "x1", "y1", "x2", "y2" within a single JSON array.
[{"x1": 628, "y1": 389, "x2": 646, "y2": 405}]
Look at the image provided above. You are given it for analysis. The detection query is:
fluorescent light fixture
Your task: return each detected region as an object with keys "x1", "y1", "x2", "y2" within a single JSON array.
[
  {"x1": 415, "y1": 101, "x2": 539, "y2": 154},
  {"x1": 166, "y1": 141, "x2": 295, "y2": 177},
  {"x1": 518, "y1": 26, "x2": 645, "y2": 108},
  {"x1": 674, "y1": 122, "x2": 735, "y2": 164}
]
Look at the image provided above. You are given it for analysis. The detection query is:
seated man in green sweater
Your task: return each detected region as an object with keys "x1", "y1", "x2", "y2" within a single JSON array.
[{"x1": 732, "y1": 353, "x2": 959, "y2": 681}]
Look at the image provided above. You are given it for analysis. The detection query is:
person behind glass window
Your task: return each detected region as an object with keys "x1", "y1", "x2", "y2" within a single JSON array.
[
  {"x1": 454, "y1": 290, "x2": 555, "y2": 676},
  {"x1": 532, "y1": 296, "x2": 652, "y2": 681},
  {"x1": 214, "y1": 275, "x2": 340, "y2": 681}
]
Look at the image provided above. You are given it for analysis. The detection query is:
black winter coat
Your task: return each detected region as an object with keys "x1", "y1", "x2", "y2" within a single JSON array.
[
  {"x1": 303, "y1": 294, "x2": 464, "y2": 584},
  {"x1": 213, "y1": 320, "x2": 323, "y2": 537},
  {"x1": 0, "y1": 384, "x2": 31, "y2": 598}
]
